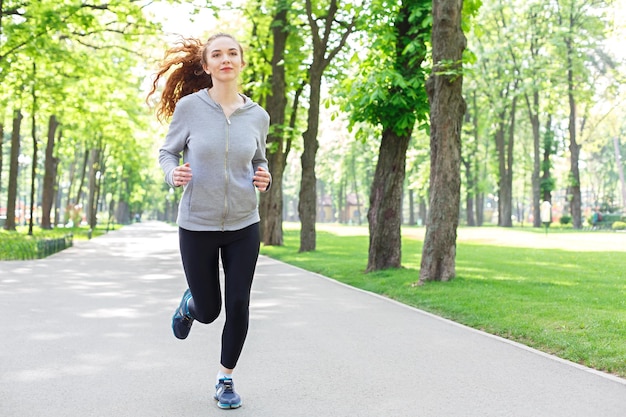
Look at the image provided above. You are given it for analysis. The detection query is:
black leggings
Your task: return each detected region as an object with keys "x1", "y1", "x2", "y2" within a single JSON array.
[{"x1": 178, "y1": 223, "x2": 260, "y2": 369}]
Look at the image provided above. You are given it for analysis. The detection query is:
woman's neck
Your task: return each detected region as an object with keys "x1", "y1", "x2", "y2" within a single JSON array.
[{"x1": 208, "y1": 84, "x2": 242, "y2": 107}]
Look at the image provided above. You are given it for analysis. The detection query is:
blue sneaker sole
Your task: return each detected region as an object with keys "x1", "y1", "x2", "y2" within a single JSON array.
[
  {"x1": 214, "y1": 393, "x2": 242, "y2": 409},
  {"x1": 216, "y1": 401, "x2": 241, "y2": 409},
  {"x1": 214, "y1": 392, "x2": 241, "y2": 409}
]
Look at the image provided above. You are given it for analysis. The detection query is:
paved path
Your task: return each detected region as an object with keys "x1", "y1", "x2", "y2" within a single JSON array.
[{"x1": 1, "y1": 221, "x2": 624, "y2": 417}]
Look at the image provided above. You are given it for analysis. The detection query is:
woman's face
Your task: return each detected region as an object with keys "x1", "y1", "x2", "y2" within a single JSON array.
[{"x1": 203, "y1": 36, "x2": 245, "y2": 84}]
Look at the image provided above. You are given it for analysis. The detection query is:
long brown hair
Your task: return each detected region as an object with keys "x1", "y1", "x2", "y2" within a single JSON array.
[{"x1": 147, "y1": 34, "x2": 245, "y2": 121}]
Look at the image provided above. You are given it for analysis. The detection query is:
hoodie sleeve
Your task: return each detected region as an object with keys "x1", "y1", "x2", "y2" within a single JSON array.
[
  {"x1": 158, "y1": 101, "x2": 190, "y2": 187},
  {"x1": 252, "y1": 111, "x2": 272, "y2": 192}
]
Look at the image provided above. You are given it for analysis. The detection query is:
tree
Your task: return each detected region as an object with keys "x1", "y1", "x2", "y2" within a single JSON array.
[
  {"x1": 555, "y1": 0, "x2": 612, "y2": 228},
  {"x1": 237, "y1": 0, "x2": 309, "y2": 245},
  {"x1": 342, "y1": 0, "x2": 431, "y2": 270},
  {"x1": 243, "y1": 0, "x2": 307, "y2": 246},
  {"x1": 506, "y1": 1, "x2": 556, "y2": 227},
  {"x1": 418, "y1": 0, "x2": 467, "y2": 284},
  {"x1": 1, "y1": 0, "x2": 160, "y2": 231},
  {"x1": 473, "y1": 2, "x2": 520, "y2": 228},
  {"x1": 298, "y1": 0, "x2": 358, "y2": 252},
  {"x1": 259, "y1": 1, "x2": 291, "y2": 245}
]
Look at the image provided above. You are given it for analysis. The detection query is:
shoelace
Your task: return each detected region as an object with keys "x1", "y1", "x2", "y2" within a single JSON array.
[{"x1": 221, "y1": 379, "x2": 234, "y2": 393}]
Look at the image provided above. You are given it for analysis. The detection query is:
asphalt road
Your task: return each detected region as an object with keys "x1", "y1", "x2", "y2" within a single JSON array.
[{"x1": 1, "y1": 221, "x2": 624, "y2": 417}]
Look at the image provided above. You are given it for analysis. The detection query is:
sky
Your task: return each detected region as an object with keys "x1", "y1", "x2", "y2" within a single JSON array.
[
  {"x1": 144, "y1": 1, "x2": 243, "y2": 40},
  {"x1": 145, "y1": 0, "x2": 626, "y2": 61}
]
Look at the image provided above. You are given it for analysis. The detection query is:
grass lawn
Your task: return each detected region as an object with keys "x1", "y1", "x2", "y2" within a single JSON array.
[{"x1": 260, "y1": 223, "x2": 626, "y2": 378}]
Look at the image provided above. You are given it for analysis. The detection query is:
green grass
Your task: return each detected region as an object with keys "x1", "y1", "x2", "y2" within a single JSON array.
[{"x1": 260, "y1": 223, "x2": 626, "y2": 378}]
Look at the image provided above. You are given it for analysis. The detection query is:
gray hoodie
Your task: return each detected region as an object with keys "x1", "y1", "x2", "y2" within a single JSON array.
[{"x1": 159, "y1": 89, "x2": 270, "y2": 231}]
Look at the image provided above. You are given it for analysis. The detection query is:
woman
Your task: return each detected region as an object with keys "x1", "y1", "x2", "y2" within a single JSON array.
[{"x1": 148, "y1": 33, "x2": 271, "y2": 410}]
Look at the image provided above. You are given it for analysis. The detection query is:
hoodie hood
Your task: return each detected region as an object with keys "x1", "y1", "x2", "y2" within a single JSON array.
[{"x1": 194, "y1": 88, "x2": 258, "y2": 112}]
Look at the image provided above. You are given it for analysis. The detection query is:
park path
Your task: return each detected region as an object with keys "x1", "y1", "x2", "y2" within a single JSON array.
[{"x1": 0, "y1": 221, "x2": 624, "y2": 417}]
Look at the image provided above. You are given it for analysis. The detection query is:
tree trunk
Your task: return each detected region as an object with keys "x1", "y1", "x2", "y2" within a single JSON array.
[
  {"x1": 541, "y1": 115, "x2": 554, "y2": 202},
  {"x1": 495, "y1": 94, "x2": 516, "y2": 228},
  {"x1": 350, "y1": 152, "x2": 362, "y2": 225},
  {"x1": 4, "y1": 110, "x2": 22, "y2": 231},
  {"x1": 528, "y1": 91, "x2": 542, "y2": 228},
  {"x1": 87, "y1": 147, "x2": 101, "y2": 229},
  {"x1": 504, "y1": 95, "x2": 517, "y2": 225},
  {"x1": 65, "y1": 157, "x2": 77, "y2": 224},
  {"x1": 408, "y1": 189, "x2": 416, "y2": 226},
  {"x1": 41, "y1": 115, "x2": 60, "y2": 229},
  {"x1": 419, "y1": 198, "x2": 427, "y2": 226},
  {"x1": 367, "y1": 129, "x2": 410, "y2": 271},
  {"x1": 418, "y1": 0, "x2": 466, "y2": 284},
  {"x1": 567, "y1": 84, "x2": 582, "y2": 228},
  {"x1": 565, "y1": 17, "x2": 582, "y2": 229},
  {"x1": 28, "y1": 81, "x2": 38, "y2": 236},
  {"x1": 613, "y1": 136, "x2": 626, "y2": 209},
  {"x1": 74, "y1": 149, "x2": 89, "y2": 206},
  {"x1": 298, "y1": 63, "x2": 322, "y2": 252},
  {"x1": 494, "y1": 121, "x2": 510, "y2": 226},
  {"x1": 475, "y1": 191, "x2": 484, "y2": 226},
  {"x1": 298, "y1": 2, "x2": 327, "y2": 252},
  {"x1": 260, "y1": 1, "x2": 290, "y2": 246},
  {"x1": 463, "y1": 157, "x2": 475, "y2": 226},
  {"x1": 464, "y1": 91, "x2": 479, "y2": 227}
]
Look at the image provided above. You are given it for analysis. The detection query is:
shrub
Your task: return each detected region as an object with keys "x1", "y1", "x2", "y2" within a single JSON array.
[
  {"x1": 612, "y1": 221, "x2": 626, "y2": 231},
  {"x1": 0, "y1": 232, "x2": 73, "y2": 260},
  {"x1": 559, "y1": 215, "x2": 572, "y2": 225},
  {"x1": 0, "y1": 235, "x2": 38, "y2": 260}
]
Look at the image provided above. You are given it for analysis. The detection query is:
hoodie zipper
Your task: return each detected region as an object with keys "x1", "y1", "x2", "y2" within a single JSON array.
[
  {"x1": 209, "y1": 90, "x2": 242, "y2": 231},
  {"x1": 222, "y1": 117, "x2": 231, "y2": 231}
]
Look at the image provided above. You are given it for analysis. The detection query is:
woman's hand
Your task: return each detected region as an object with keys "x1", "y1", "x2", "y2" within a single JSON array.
[
  {"x1": 173, "y1": 162, "x2": 192, "y2": 187},
  {"x1": 253, "y1": 166, "x2": 271, "y2": 192}
]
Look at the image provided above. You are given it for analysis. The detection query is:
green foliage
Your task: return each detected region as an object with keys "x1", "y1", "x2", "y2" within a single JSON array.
[
  {"x1": 559, "y1": 215, "x2": 572, "y2": 225},
  {"x1": 462, "y1": 0, "x2": 483, "y2": 33},
  {"x1": 1, "y1": 0, "x2": 163, "y2": 225},
  {"x1": 0, "y1": 234, "x2": 39, "y2": 261},
  {"x1": 339, "y1": 0, "x2": 431, "y2": 137},
  {"x1": 0, "y1": 224, "x2": 117, "y2": 260},
  {"x1": 0, "y1": 229, "x2": 72, "y2": 260},
  {"x1": 612, "y1": 221, "x2": 626, "y2": 231},
  {"x1": 433, "y1": 59, "x2": 463, "y2": 82}
]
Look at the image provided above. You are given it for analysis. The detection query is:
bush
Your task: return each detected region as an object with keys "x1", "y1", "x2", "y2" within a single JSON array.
[
  {"x1": 559, "y1": 215, "x2": 572, "y2": 225},
  {"x1": 612, "y1": 221, "x2": 626, "y2": 231},
  {"x1": 0, "y1": 234, "x2": 38, "y2": 260},
  {"x1": 0, "y1": 231, "x2": 73, "y2": 260}
]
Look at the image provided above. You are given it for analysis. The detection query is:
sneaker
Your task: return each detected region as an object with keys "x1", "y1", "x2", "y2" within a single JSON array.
[
  {"x1": 172, "y1": 289, "x2": 194, "y2": 339},
  {"x1": 214, "y1": 378, "x2": 242, "y2": 409}
]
